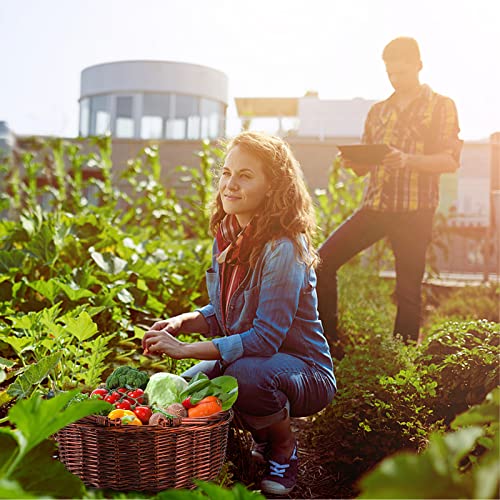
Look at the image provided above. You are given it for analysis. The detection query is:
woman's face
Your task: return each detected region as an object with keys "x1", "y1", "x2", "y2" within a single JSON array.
[{"x1": 219, "y1": 145, "x2": 271, "y2": 227}]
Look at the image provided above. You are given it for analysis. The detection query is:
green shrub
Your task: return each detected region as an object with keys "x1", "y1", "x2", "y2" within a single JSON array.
[
  {"x1": 424, "y1": 284, "x2": 499, "y2": 324},
  {"x1": 310, "y1": 336, "x2": 432, "y2": 495},
  {"x1": 417, "y1": 319, "x2": 499, "y2": 423},
  {"x1": 310, "y1": 319, "x2": 498, "y2": 496},
  {"x1": 358, "y1": 388, "x2": 499, "y2": 499}
]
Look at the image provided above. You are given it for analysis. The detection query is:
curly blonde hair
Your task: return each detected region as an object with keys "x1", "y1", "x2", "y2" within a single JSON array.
[{"x1": 209, "y1": 131, "x2": 319, "y2": 269}]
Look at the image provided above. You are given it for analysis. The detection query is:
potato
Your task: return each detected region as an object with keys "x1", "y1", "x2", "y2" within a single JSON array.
[
  {"x1": 148, "y1": 412, "x2": 169, "y2": 426},
  {"x1": 165, "y1": 403, "x2": 188, "y2": 418}
]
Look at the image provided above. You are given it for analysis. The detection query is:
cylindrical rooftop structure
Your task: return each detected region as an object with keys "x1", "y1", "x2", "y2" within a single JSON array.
[{"x1": 79, "y1": 60, "x2": 229, "y2": 140}]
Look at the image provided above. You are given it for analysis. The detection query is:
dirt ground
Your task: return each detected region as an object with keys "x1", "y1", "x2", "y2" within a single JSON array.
[{"x1": 227, "y1": 416, "x2": 357, "y2": 499}]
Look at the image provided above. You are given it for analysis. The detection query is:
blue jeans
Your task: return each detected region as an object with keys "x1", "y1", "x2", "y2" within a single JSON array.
[
  {"x1": 316, "y1": 208, "x2": 434, "y2": 343},
  {"x1": 182, "y1": 354, "x2": 336, "y2": 430}
]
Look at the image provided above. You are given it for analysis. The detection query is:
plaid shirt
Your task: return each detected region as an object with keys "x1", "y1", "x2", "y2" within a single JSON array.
[{"x1": 361, "y1": 84, "x2": 462, "y2": 212}]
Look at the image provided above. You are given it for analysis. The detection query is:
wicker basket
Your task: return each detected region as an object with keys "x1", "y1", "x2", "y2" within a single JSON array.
[{"x1": 55, "y1": 410, "x2": 233, "y2": 492}]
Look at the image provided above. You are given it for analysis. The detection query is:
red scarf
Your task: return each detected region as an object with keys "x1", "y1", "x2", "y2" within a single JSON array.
[{"x1": 216, "y1": 215, "x2": 255, "y2": 326}]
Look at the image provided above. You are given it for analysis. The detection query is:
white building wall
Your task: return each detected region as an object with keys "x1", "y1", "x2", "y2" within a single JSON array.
[
  {"x1": 297, "y1": 96, "x2": 375, "y2": 139},
  {"x1": 81, "y1": 61, "x2": 228, "y2": 104}
]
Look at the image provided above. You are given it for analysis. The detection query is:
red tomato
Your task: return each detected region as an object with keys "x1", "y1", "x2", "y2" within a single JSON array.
[
  {"x1": 104, "y1": 392, "x2": 121, "y2": 404},
  {"x1": 133, "y1": 406, "x2": 152, "y2": 424},
  {"x1": 181, "y1": 397, "x2": 195, "y2": 409},
  {"x1": 115, "y1": 400, "x2": 132, "y2": 410},
  {"x1": 90, "y1": 388, "x2": 108, "y2": 400},
  {"x1": 117, "y1": 387, "x2": 127, "y2": 394},
  {"x1": 127, "y1": 389, "x2": 145, "y2": 404}
]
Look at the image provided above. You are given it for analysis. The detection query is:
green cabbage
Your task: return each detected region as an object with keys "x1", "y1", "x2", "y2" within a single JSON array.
[{"x1": 144, "y1": 372, "x2": 189, "y2": 407}]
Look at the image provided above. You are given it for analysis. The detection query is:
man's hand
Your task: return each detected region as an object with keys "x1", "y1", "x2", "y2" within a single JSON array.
[
  {"x1": 339, "y1": 153, "x2": 371, "y2": 176},
  {"x1": 382, "y1": 147, "x2": 409, "y2": 169},
  {"x1": 142, "y1": 329, "x2": 186, "y2": 359}
]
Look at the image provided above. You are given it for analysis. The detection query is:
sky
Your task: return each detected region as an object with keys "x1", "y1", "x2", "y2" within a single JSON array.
[{"x1": 1, "y1": 0, "x2": 499, "y2": 141}]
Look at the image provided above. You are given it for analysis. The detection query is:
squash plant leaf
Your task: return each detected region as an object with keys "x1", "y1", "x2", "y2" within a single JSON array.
[
  {"x1": 451, "y1": 387, "x2": 499, "y2": 429},
  {"x1": 7, "y1": 390, "x2": 111, "y2": 455},
  {"x1": 7, "y1": 352, "x2": 62, "y2": 399},
  {"x1": 91, "y1": 251, "x2": 127, "y2": 275},
  {"x1": 0, "y1": 250, "x2": 25, "y2": 273},
  {"x1": 1, "y1": 437, "x2": 85, "y2": 498},
  {"x1": 0, "y1": 478, "x2": 32, "y2": 499},
  {"x1": 26, "y1": 279, "x2": 60, "y2": 303},
  {"x1": 0, "y1": 357, "x2": 16, "y2": 369},
  {"x1": 57, "y1": 282, "x2": 94, "y2": 301},
  {"x1": 63, "y1": 311, "x2": 98, "y2": 342},
  {"x1": 0, "y1": 336, "x2": 33, "y2": 358}
]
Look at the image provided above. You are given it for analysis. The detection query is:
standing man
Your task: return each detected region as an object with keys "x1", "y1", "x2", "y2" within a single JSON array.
[{"x1": 317, "y1": 37, "x2": 462, "y2": 343}]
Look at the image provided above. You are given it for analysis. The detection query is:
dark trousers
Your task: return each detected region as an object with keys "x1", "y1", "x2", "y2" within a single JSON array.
[{"x1": 316, "y1": 208, "x2": 434, "y2": 342}]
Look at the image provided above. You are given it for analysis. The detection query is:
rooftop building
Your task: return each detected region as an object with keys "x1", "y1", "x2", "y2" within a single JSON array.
[{"x1": 79, "y1": 60, "x2": 229, "y2": 141}]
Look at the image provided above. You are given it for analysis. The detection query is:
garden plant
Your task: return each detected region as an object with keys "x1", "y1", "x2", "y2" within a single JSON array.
[{"x1": 0, "y1": 137, "x2": 498, "y2": 499}]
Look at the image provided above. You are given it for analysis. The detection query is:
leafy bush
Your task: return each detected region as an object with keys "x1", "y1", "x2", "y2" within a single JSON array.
[
  {"x1": 0, "y1": 391, "x2": 110, "y2": 498},
  {"x1": 417, "y1": 319, "x2": 499, "y2": 423},
  {"x1": 358, "y1": 388, "x2": 499, "y2": 499},
  {"x1": 309, "y1": 317, "x2": 498, "y2": 496},
  {"x1": 424, "y1": 284, "x2": 499, "y2": 324},
  {"x1": 310, "y1": 336, "x2": 432, "y2": 495}
]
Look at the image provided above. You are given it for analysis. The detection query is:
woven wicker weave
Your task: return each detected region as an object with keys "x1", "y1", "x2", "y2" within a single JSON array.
[{"x1": 55, "y1": 410, "x2": 233, "y2": 492}]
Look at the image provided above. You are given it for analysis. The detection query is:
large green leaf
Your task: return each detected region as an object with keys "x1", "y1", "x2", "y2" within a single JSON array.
[
  {"x1": 155, "y1": 481, "x2": 265, "y2": 499},
  {"x1": 155, "y1": 489, "x2": 204, "y2": 499},
  {"x1": 57, "y1": 281, "x2": 94, "y2": 301},
  {"x1": 63, "y1": 311, "x2": 98, "y2": 342},
  {"x1": 91, "y1": 251, "x2": 127, "y2": 274},
  {"x1": 26, "y1": 279, "x2": 60, "y2": 303},
  {"x1": 196, "y1": 481, "x2": 265, "y2": 499},
  {"x1": 0, "y1": 357, "x2": 15, "y2": 369},
  {"x1": 452, "y1": 387, "x2": 499, "y2": 428},
  {"x1": 0, "y1": 336, "x2": 32, "y2": 358},
  {"x1": 0, "y1": 250, "x2": 25, "y2": 273},
  {"x1": 7, "y1": 390, "x2": 111, "y2": 455},
  {"x1": 7, "y1": 352, "x2": 62, "y2": 399},
  {"x1": 0, "y1": 479, "x2": 33, "y2": 499},
  {"x1": 25, "y1": 224, "x2": 59, "y2": 265},
  {"x1": 11, "y1": 439, "x2": 85, "y2": 498},
  {"x1": 359, "y1": 427, "x2": 483, "y2": 499}
]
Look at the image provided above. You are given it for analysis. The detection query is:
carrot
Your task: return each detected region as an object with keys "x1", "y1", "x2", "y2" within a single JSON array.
[{"x1": 187, "y1": 396, "x2": 222, "y2": 418}]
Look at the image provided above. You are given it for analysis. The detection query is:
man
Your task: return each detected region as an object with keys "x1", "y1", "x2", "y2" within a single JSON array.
[{"x1": 317, "y1": 37, "x2": 462, "y2": 343}]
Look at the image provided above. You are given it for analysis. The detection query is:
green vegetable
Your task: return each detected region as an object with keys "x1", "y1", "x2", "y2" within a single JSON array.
[
  {"x1": 105, "y1": 366, "x2": 149, "y2": 390},
  {"x1": 144, "y1": 372, "x2": 189, "y2": 407},
  {"x1": 179, "y1": 372, "x2": 238, "y2": 411}
]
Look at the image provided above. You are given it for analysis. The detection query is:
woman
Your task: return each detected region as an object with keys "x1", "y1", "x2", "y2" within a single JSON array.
[{"x1": 142, "y1": 131, "x2": 336, "y2": 496}]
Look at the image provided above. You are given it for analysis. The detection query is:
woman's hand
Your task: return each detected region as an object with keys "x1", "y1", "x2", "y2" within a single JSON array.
[
  {"x1": 149, "y1": 316, "x2": 183, "y2": 335},
  {"x1": 142, "y1": 329, "x2": 187, "y2": 359}
]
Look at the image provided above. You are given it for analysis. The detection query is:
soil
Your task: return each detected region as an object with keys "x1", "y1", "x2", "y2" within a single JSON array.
[{"x1": 227, "y1": 416, "x2": 357, "y2": 499}]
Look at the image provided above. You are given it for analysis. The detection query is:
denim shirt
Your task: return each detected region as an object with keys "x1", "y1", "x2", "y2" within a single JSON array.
[{"x1": 196, "y1": 236, "x2": 336, "y2": 387}]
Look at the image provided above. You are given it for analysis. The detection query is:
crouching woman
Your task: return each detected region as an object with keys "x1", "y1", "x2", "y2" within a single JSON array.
[{"x1": 142, "y1": 131, "x2": 336, "y2": 496}]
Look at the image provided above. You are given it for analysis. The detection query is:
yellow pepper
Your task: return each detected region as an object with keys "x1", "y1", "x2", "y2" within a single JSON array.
[{"x1": 107, "y1": 409, "x2": 142, "y2": 426}]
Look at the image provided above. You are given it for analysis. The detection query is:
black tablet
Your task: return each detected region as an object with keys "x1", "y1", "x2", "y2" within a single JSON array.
[{"x1": 337, "y1": 144, "x2": 391, "y2": 165}]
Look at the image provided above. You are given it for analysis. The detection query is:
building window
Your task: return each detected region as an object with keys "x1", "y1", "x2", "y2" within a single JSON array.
[
  {"x1": 200, "y1": 98, "x2": 223, "y2": 139},
  {"x1": 140, "y1": 93, "x2": 170, "y2": 139},
  {"x1": 166, "y1": 119, "x2": 186, "y2": 140},
  {"x1": 175, "y1": 95, "x2": 200, "y2": 140},
  {"x1": 141, "y1": 116, "x2": 163, "y2": 139},
  {"x1": 187, "y1": 116, "x2": 201, "y2": 140},
  {"x1": 115, "y1": 96, "x2": 134, "y2": 138},
  {"x1": 79, "y1": 98, "x2": 90, "y2": 136},
  {"x1": 90, "y1": 95, "x2": 110, "y2": 135}
]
